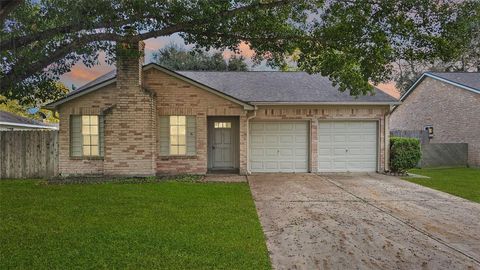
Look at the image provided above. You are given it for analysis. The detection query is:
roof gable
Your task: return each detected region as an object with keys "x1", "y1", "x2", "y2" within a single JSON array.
[
  {"x1": 45, "y1": 64, "x2": 253, "y2": 110},
  {"x1": 401, "y1": 72, "x2": 480, "y2": 101}
]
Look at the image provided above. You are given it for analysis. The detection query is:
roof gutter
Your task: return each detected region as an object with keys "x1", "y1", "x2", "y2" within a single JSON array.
[
  {"x1": 245, "y1": 105, "x2": 258, "y2": 175},
  {"x1": 0, "y1": 121, "x2": 58, "y2": 130},
  {"x1": 250, "y1": 101, "x2": 401, "y2": 106}
]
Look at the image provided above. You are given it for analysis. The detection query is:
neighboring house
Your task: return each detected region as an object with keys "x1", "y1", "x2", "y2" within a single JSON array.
[
  {"x1": 0, "y1": 111, "x2": 58, "y2": 131},
  {"x1": 45, "y1": 41, "x2": 399, "y2": 177},
  {"x1": 390, "y1": 72, "x2": 480, "y2": 167}
]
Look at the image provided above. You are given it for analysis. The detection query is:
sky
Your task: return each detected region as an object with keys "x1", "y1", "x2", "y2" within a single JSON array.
[{"x1": 60, "y1": 34, "x2": 401, "y2": 99}]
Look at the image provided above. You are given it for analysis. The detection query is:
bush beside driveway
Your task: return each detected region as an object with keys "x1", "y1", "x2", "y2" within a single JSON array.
[{"x1": 0, "y1": 179, "x2": 270, "y2": 269}]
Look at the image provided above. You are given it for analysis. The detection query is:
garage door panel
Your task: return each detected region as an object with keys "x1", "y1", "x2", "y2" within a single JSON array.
[
  {"x1": 251, "y1": 148, "x2": 264, "y2": 156},
  {"x1": 250, "y1": 121, "x2": 309, "y2": 173},
  {"x1": 279, "y1": 135, "x2": 293, "y2": 143},
  {"x1": 279, "y1": 148, "x2": 293, "y2": 157},
  {"x1": 278, "y1": 123, "x2": 294, "y2": 131},
  {"x1": 251, "y1": 123, "x2": 265, "y2": 131},
  {"x1": 265, "y1": 148, "x2": 277, "y2": 156},
  {"x1": 318, "y1": 121, "x2": 377, "y2": 172}
]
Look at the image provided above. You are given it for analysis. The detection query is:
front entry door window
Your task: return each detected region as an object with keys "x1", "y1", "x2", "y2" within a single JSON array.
[{"x1": 212, "y1": 121, "x2": 234, "y2": 168}]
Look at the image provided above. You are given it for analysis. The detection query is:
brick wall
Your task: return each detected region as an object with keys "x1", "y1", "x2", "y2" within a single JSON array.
[
  {"x1": 57, "y1": 84, "x2": 117, "y2": 176},
  {"x1": 390, "y1": 77, "x2": 480, "y2": 167},
  {"x1": 143, "y1": 68, "x2": 247, "y2": 175}
]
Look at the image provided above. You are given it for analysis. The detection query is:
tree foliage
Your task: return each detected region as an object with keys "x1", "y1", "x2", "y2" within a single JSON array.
[
  {"x1": 153, "y1": 44, "x2": 248, "y2": 71},
  {"x1": 1, "y1": 0, "x2": 478, "y2": 104},
  {"x1": 0, "y1": 81, "x2": 67, "y2": 121},
  {"x1": 391, "y1": 1, "x2": 480, "y2": 93}
]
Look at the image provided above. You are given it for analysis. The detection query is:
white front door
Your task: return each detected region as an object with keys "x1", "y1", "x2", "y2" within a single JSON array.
[
  {"x1": 318, "y1": 121, "x2": 377, "y2": 172},
  {"x1": 249, "y1": 121, "x2": 309, "y2": 172}
]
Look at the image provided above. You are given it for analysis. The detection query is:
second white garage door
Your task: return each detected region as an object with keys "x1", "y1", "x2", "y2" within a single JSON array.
[
  {"x1": 249, "y1": 122, "x2": 309, "y2": 172},
  {"x1": 318, "y1": 121, "x2": 378, "y2": 172}
]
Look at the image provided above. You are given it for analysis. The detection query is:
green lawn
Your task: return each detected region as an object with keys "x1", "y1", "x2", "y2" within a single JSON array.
[
  {"x1": 405, "y1": 167, "x2": 480, "y2": 203},
  {"x1": 0, "y1": 180, "x2": 270, "y2": 269}
]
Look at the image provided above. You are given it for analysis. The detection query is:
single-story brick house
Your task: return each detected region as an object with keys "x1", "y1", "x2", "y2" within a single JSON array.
[
  {"x1": 45, "y1": 42, "x2": 399, "y2": 176},
  {"x1": 390, "y1": 72, "x2": 480, "y2": 167}
]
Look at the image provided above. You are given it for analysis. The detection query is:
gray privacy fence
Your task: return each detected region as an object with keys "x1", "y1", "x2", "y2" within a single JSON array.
[
  {"x1": 420, "y1": 143, "x2": 468, "y2": 168},
  {"x1": 0, "y1": 131, "x2": 59, "y2": 179},
  {"x1": 390, "y1": 130, "x2": 468, "y2": 167}
]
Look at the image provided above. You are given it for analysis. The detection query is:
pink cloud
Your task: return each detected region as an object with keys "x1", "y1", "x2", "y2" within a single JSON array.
[
  {"x1": 376, "y1": 82, "x2": 400, "y2": 99},
  {"x1": 223, "y1": 41, "x2": 255, "y2": 59}
]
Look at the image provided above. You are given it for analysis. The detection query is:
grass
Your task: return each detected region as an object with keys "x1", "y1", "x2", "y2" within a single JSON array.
[
  {"x1": 0, "y1": 179, "x2": 270, "y2": 269},
  {"x1": 405, "y1": 167, "x2": 480, "y2": 203}
]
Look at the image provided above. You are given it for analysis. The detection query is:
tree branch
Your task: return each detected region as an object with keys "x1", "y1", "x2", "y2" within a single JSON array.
[
  {"x1": 1, "y1": 0, "x2": 300, "y2": 89},
  {"x1": 0, "y1": 0, "x2": 22, "y2": 24},
  {"x1": 1, "y1": 0, "x2": 296, "y2": 51}
]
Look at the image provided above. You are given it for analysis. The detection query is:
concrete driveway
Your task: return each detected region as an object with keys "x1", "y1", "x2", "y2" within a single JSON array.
[{"x1": 248, "y1": 173, "x2": 480, "y2": 270}]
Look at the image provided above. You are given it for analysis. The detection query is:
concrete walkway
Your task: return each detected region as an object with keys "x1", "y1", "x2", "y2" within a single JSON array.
[{"x1": 248, "y1": 173, "x2": 480, "y2": 270}]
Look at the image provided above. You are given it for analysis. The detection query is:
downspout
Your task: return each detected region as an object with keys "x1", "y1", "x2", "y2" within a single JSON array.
[
  {"x1": 246, "y1": 106, "x2": 257, "y2": 175},
  {"x1": 384, "y1": 105, "x2": 392, "y2": 172}
]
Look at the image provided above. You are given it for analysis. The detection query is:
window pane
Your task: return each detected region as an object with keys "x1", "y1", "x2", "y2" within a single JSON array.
[
  {"x1": 178, "y1": 145, "x2": 186, "y2": 155},
  {"x1": 82, "y1": 115, "x2": 90, "y2": 125},
  {"x1": 170, "y1": 116, "x2": 178, "y2": 125},
  {"x1": 214, "y1": 122, "x2": 219, "y2": 128},
  {"x1": 90, "y1": 125, "x2": 98, "y2": 135},
  {"x1": 170, "y1": 145, "x2": 178, "y2": 155},
  {"x1": 178, "y1": 116, "x2": 186, "y2": 125},
  {"x1": 90, "y1": 116, "x2": 98, "y2": 125},
  {"x1": 82, "y1": 125, "x2": 90, "y2": 135},
  {"x1": 170, "y1": 135, "x2": 178, "y2": 144},
  {"x1": 83, "y1": 136, "x2": 91, "y2": 145},
  {"x1": 226, "y1": 122, "x2": 231, "y2": 128},
  {"x1": 178, "y1": 126, "x2": 186, "y2": 135},
  {"x1": 170, "y1": 126, "x2": 178, "y2": 135},
  {"x1": 91, "y1": 146, "x2": 99, "y2": 156},
  {"x1": 91, "y1": 135, "x2": 98, "y2": 145},
  {"x1": 178, "y1": 134, "x2": 186, "y2": 145},
  {"x1": 83, "y1": 146, "x2": 91, "y2": 156}
]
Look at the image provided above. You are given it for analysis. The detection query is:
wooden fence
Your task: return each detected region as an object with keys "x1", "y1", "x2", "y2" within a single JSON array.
[
  {"x1": 390, "y1": 129, "x2": 430, "y2": 145},
  {"x1": 0, "y1": 131, "x2": 59, "y2": 179}
]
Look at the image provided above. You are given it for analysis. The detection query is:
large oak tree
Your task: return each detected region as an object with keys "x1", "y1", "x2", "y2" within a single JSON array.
[{"x1": 0, "y1": 0, "x2": 477, "y2": 104}]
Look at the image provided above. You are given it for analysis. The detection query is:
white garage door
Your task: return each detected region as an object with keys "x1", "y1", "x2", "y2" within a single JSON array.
[
  {"x1": 249, "y1": 122, "x2": 309, "y2": 172},
  {"x1": 318, "y1": 121, "x2": 377, "y2": 172}
]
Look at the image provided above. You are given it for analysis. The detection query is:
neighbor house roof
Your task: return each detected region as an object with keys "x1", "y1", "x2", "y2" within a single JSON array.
[
  {"x1": 400, "y1": 72, "x2": 480, "y2": 101},
  {"x1": 0, "y1": 111, "x2": 58, "y2": 130},
  {"x1": 46, "y1": 63, "x2": 399, "y2": 109}
]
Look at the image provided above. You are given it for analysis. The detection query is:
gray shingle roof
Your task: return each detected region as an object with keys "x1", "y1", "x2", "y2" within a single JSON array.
[
  {"x1": 0, "y1": 111, "x2": 57, "y2": 128},
  {"x1": 60, "y1": 64, "x2": 399, "y2": 105},
  {"x1": 69, "y1": 70, "x2": 116, "y2": 96},
  {"x1": 428, "y1": 72, "x2": 480, "y2": 91},
  {"x1": 177, "y1": 71, "x2": 397, "y2": 103}
]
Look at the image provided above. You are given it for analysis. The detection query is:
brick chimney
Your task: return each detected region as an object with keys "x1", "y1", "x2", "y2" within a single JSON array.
[
  {"x1": 116, "y1": 41, "x2": 145, "y2": 90},
  {"x1": 103, "y1": 40, "x2": 156, "y2": 176}
]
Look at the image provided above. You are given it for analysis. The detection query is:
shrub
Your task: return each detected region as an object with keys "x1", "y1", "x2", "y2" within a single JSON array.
[{"x1": 390, "y1": 137, "x2": 422, "y2": 174}]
